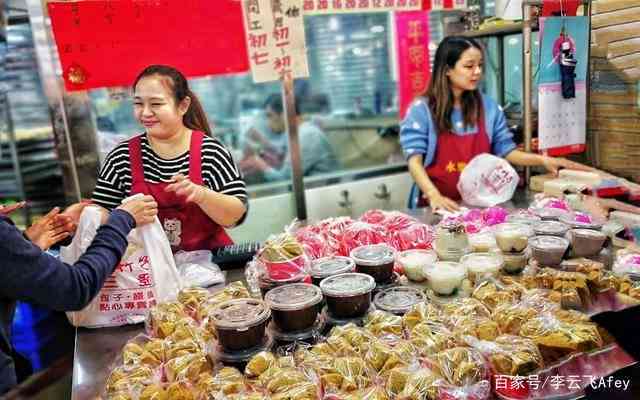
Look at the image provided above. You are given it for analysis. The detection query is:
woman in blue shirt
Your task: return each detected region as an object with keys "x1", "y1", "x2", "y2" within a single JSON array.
[{"x1": 400, "y1": 36, "x2": 591, "y2": 211}]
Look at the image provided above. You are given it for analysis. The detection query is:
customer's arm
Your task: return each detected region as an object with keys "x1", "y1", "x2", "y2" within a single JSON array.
[{"x1": 0, "y1": 210, "x2": 134, "y2": 311}]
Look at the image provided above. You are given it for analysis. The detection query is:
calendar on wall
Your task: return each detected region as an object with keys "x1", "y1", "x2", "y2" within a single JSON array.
[
  {"x1": 538, "y1": 82, "x2": 586, "y2": 155},
  {"x1": 537, "y1": 17, "x2": 589, "y2": 156}
]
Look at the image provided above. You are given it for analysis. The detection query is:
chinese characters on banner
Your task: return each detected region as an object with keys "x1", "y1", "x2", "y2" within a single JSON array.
[
  {"x1": 242, "y1": 0, "x2": 309, "y2": 83},
  {"x1": 395, "y1": 11, "x2": 431, "y2": 119},
  {"x1": 99, "y1": 254, "x2": 157, "y2": 314},
  {"x1": 47, "y1": 0, "x2": 249, "y2": 91},
  {"x1": 425, "y1": 0, "x2": 467, "y2": 10},
  {"x1": 302, "y1": 0, "x2": 422, "y2": 14}
]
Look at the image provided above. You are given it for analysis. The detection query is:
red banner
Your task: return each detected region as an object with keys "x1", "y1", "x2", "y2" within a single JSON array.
[
  {"x1": 48, "y1": 0, "x2": 250, "y2": 91},
  {"x1": 541, "y1": 0, "x2": 580, "y2": 17},
  {"x1": 395, "y1": 11, "x2": 431, "y2": 119}
]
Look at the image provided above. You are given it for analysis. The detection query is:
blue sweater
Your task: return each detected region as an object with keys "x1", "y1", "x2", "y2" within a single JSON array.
[
  {"x1": 400, "y1": 94, "x2": 518, "y2": 208},
  {"x1": 0, "y1": 209, "x2": 135, "y2": 394}
]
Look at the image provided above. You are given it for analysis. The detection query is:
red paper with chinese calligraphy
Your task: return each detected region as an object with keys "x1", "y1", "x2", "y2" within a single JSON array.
[
  {"x1": 47, "y1": 0, "x2": 249, "y2": 91},
  {"x1": 61, "y1": 205, "x2": 181, "y2": 328},
  {"x1": 395, "y1": 11, "x2": 431, "y2": 119}
]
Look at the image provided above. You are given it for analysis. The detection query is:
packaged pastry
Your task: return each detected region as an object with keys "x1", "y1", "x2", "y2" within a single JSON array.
[
  {"x1": 519, "y1": 313, "x2": 603, "y2": 363},
  {"x1": 492, "y1": 302, "x2": 538, "y2": 335},
  {"x1": 364, "y1": 310, "x2": 404, "y2": 338},
  {"x1": 334, "y1": 357, "x2": 373, "y2": 392},
  {"x1": 385, "y1": 367, "x2": 411, "y2": 396},
  {"x1": 245, "y1": 351, "x2": 277, "y2": 378},
  {"x1": 139, "y1": 384, "x2": 168, "y2": 400},
  {"x1": 471, "y1": 280, "x2": 522, "y2": 312},
  {"x1": 165, "y1": 353, "x2": 212, "y2": 383},
  {"x1": 165, "y1": 338, "x2": 203, "y2": 361},
  {"x1": 265, "y1": 368, "x2": 308, "y2": 394},
  {"x1": 165, "y1": 381, "x2": 195, "y2": 400},
  {"x1": 410, "y1": 322, "x2": 458, "y2": 357},
  {"x1": 122, "y1": 338, "x2": 165, "y2": 368},
  {"x1": 402, "y1": 302, "x2": 444, "y2": 330},
  {"x1": 466, "y1": 335, "x2": 543, "y2": 376},
  {"x1": 177, "y1": 287, "x2": 211, "y2": 315},
  {"x1": 342, "y1": 386, "x2": 389, "y2": 400},
  {"x1": 105, "y1": 364, "x2": 155, "y2": 395},
  {"x1": 146, "y1": 302, "x2": 188, "y2": 338},
  {"x1": 197, "y1": 282, "x2": 251, "y2": 321},
  {"x1": 195, "y1": 367, "x2": 245, "y2": 396},
  {"x1": 432, "y1": 347, "x2": 488, "y2": 387},
  {"x1": 441, "y1": 298, "x2": 491, "y2": 321},
  {"x1": 450, "y1": 316, "x2": 500, "y2": 342},
  {"x1": 397, "y1": 368, "x2": 441, "y2": 400},
  {"x1": 270, "y1": 382, "x2": 318, "y2": 400}
]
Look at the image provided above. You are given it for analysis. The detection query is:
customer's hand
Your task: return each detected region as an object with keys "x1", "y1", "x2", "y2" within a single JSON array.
[
  {"x1": 165, "y1": 174, "x2": 207, "y2": 204},
  {"x1": 424, "y1": 190, "x2": 460, "y2": 212},
  {"x1": 542, "y1": 156, "x2": 595, "y2": 175},
  {"x1": 0, "y1": 201, "x2": 26, "y2": 216},
  {"x1": 117, "y1": 195, "x2": 158, "y2": 226},
  {"x1": 25, "y1": 207, "x2": 75, "y2": 250}
]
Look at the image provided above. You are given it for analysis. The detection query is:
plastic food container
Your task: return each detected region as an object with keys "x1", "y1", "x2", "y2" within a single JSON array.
[
  {"x1": 531, "y1": 207, "x2": 570, "y2": 221},
  {"x1": 533, "y1": 221, "x2": 570, "y2": 237},
  {"x1": 560, "y1": 212, "x2": 603, "y2": 230},
  {"x1": 258, "y1": 272, "x2": 307, "y2": 298},
  {"x1": 529, "y1": 236, "x2": 570, "y2": 267},
  {"x1": 373, "y1": 286, "x2": 426, "y2": 315},
  {"x1": 506, "y1": 212, "x2": 541, "y2": 225},
  {"x1": 494, "y1": 223, "x2": 534, "y2": 253},
  {"x1": 460, "y1": 252, "x2": 504, "y2": 283},
  {"x1": 569, "y1": 228, "x2": 607, "y2": 258},
  {"x1": 435, "y1": 220, "x2": 470, "y2": 262},
  {"x1": 309, "y1": 256, "x2": 355, "y2": 286},
  {"x1": 350, "y1": 244, "x2": 396, "y2": 283},
  {"x1": 215, "y1": 336, "x2": 274, "y2": 371},
  {"x1": 396, "y1": 249, "x2": 437, "y2": 282},
  {"x1": 320, "y1": 273, "x2": 375, "y2": 318},
  {"x1": 264, "y1": 283, "x2": 323, "y2": 332},
  {"x1": 501, "y1": 249, "x2": 530, "y2": 274},
  {"x1": 424, "y1": 261, "x2": 467, "y2": 296},
  {"x1": 468, "y1": 231, "x2": 498, "y2": 253},
  {"x1": 210, "y1": 298, "x2": 271, "y2": 351}
]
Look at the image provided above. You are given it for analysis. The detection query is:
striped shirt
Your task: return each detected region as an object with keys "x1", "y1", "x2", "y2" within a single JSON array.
[{"x1": 92, "y1": 134, "x2": 248, "y2": 223}]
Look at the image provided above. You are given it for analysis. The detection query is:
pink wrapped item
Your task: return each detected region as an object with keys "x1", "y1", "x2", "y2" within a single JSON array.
[
  {"x1": 295, "y1": 227, "x2": 329, "y2": 260},
  {"x1": 389, "y1": 223, "x2": 435, "y2": 251},
  {"x1": 339, "y1": 221, "x2": 388, "y2": 256}
]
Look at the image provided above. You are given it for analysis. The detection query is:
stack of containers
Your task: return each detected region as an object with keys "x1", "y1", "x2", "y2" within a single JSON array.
[{"x1": 264, "y1": 283, "x2": 324, "y2": 345}]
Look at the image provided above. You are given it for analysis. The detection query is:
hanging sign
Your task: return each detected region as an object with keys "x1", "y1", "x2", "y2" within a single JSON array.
[
  {"x1": 303, "y1": 0, "x2": 422, "y2": 14},
  {"x1": 242, "y1": 0, "x2": 309, "y2": 83}
]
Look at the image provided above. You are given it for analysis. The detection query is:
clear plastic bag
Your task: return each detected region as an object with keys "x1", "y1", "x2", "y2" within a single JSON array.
[
  {"x1": 458, "y1": 153, "x2": 519, "y2": 207},
  {"x1": 174, "y1": 250, "x2": 224, "y2": 288}
]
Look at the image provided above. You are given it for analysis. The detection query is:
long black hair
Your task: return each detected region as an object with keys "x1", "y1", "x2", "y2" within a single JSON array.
[
  {"x1": 133, "y1": 65, "x2": 212, "y2": 136},
  {"x1": 421, "y1": 36, "x2": 483, "y2": 134}
]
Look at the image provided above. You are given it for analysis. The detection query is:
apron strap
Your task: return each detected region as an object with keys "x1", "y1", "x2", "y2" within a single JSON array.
[
  {"x1": 128, "y1": 135, "x2": 146, "y2": 192},
  {"x1": 188, "y1": 130, "x2": 204, "y2": 185}
]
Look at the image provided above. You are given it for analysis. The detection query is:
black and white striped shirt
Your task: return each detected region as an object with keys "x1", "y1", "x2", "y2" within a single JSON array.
[{"x1": 92, "y1": 134, "x2": 248, "y2": 223}]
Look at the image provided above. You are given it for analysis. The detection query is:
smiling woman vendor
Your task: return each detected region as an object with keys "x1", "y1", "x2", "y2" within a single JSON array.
[
  {"x1": 92, "y1": 65, "x2": 248, "y2": 251},
  {"x1": 400, "y1": 36, "x2": 592, "y2": 212}
]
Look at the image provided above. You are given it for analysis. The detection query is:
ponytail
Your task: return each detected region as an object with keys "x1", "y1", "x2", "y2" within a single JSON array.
[{"x1": 184, "y1": 90, "x2": 212, "y2": 136}]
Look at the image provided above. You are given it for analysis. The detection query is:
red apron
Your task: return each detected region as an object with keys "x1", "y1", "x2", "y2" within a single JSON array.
[
  {"x1": 417, "y1": 105, "x2": 490, "y2": 206},
  {"x1": 128, "y1": 131, "x2": 233, "y2": 252}
]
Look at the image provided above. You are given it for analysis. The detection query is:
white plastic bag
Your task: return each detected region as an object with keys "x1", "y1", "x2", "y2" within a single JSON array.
[
  {"x1": 457, "y1": 153, "x2": 519, "y2": 207},
  {"x1": 174, "y1": 250, "x2": 225, "y2": 288},
  {"x1": 61, "y1": 201, "x2": 182, "y2": 328}
]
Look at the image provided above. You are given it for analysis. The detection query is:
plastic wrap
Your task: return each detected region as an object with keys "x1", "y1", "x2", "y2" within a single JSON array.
[
  {"x1": 388, "y1": 222, "x2": 435, "y2": 252},
  {"x1": 402, "y1": 302, "x2": 445, "y2": 331},
  {"x1": 471, "y1": 280, "x2": 523, "y2": 312},
  {"x1": 146, "y1": 302, "x2": 189, "y2": 339},
  {"x1": 430, "y1": 347, "x2": 491, "y2": 399},
  {"x1": 364, "y1": 310, "x2": 404, "y2": 338},
  {"x1": 519, "y1": 313, "x2": 603, "y2": 364},
  {"x1": 195, "y1": 367, "x2": 245, "y2": 397},
  {"x1": 295, "y1": 226, "x2": 330, "y2": 260},
  {"x1": 258, "y1": 232, "x2": 308, "y2": 280},
  {"x1": 339, "y1": 221, "x2": 388, "y2": 256},
  {"x1": 164, "y1": 352, "x2": 211, "y2": 383},
  {"x1": 409, "y1": 322, "x2": 458, "y2": 357}
]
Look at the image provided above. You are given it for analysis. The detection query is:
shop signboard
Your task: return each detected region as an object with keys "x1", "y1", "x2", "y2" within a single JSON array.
[{"x1": 242, "y1": 0, "x2": 309, "y2": 83}]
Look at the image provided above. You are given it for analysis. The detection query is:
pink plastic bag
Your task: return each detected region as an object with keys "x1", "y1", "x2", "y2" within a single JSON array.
[{"x1": 458, "y1": 154, "x2": 519, "y2": 207}]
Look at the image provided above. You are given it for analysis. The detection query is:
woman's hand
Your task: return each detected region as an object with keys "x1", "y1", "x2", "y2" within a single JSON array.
[
  {"x1": 542, "y1": 156, "x2": 595, "y2": 175},
  {"x1": 25, "y1": 207, "x2": 75, "y2": 250},
  {"x1": 117, "y1": 195, "x2": 158, "y2": 226},
  {"x1": 424, "y1": 190, "x2": 460, "y2": 212},
  {"x1": 165, "y1": 174, "x2": 207, "y2": 204}
]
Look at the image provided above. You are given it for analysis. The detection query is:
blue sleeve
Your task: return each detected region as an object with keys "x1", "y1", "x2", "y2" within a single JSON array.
[
  {"x1": 0, "y1": 210, "x2": 135, "y2": 311},
  {"x1": 485, "y1": 96, "x2": 517, "y2": 157},
  {"x1": 400, "y1": 100, "x2": 429, "y2": 160}
]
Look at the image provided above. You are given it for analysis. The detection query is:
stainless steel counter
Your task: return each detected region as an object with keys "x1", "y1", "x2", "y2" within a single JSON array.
[{"x1": 71, "y1": 190, "x2": 536, "y2": 400}]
